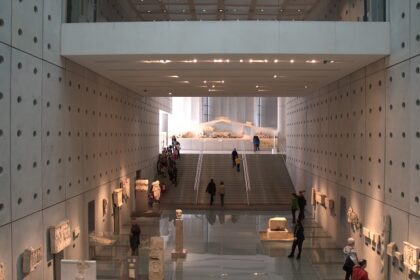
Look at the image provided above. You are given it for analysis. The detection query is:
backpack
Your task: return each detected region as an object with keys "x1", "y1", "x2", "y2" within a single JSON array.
[{"x1": 342, "y1": 255, "x2": 355, "y2": 272}]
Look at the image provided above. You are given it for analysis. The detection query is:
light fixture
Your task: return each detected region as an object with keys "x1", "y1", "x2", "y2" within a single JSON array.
[
  {"x1": 304, "y1": 85, "x2": 308, "y2": 89},
  {"x1": 182, "y1": 9, "x2": 186, "y2": 13},
  {"x1": 221, "y1": 80, "x2": 225, "y2": 84},
  {"x1": 240, "y1": 59, "x2": 244, "y2": 63},
  {"x1": 298, "y1": 9, "x2": 301, "y2": 12},
  {"x1": 274, "y1": 59, "x2": 278, "y2": 63},
  {"x1": 219, "y1": 9, "x2": 223, "y2": 12},
  {"x1": 279, "y1": 9, "x2": 284, "y2": 12},
  {"x1": 260, "y1": 9, "x2": 264, "y2": 12},
  {"x1": 159, "y1": 59, "x2": 171, "y2": 64},
  {"x1": 273, "y1": 75, "x2": 277, "y2": 78},
  {"x1": 212, "y1": 85, "x2": 215, "y2": 88},
  {"x1": 256, "y1": 85, "x2": 259, "y2": 88},
  {"x1": 249, "y1": 59, "x2": 253, "y2": 63},
  {"x1": 290, "y1": 59, "x2": 295, "y2": 63},
  {"x1": 180, "y1": 81, "x2": 190, "y2": 84},
  {"x1": 193, "y1": 59, "x2": 197, "y2": 63},
  {"x1": 168, "y1": 75, "x2": 179, "y2": 78},
  {"x1": 306, "y1": 59, "x2": 318, "y2": 64},
  {"x1": 202, "y1": 9, "x2": 206, "y2": 12},
  {"x1": 147, "y1": 10, "x2": 151, "y2": 13},
  {"x1": 203, "y1": 80, "x2": 207, "y2": 84},
  {"x1": 213, "y1": 59, "x2": 223, "y2": 63},
  {"x1": 264, "y1": 59, "x2": 268, "y2": 63},
  {"x1": 225, "y1": 59, "x2": 230, "y2": 63},
  {"x1": 168, "y1": 92, "x2": 172, "y2": 95},
  {"x1": 330, "y1": 60, "x2": 335, "y2": 63}
]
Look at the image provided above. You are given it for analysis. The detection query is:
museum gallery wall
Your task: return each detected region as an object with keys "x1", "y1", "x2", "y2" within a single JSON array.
[
  {"x1": 286, "y1": 1, "x2": 420, "y2": 279},
  {"x1": 0, "y1": 0, "x2": 171, "y2": 279}
]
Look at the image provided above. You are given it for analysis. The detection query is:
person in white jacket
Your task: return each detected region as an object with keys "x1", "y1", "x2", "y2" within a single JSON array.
[{"x1": 343, "y1": 237, "x2": 359, "y2": 280}]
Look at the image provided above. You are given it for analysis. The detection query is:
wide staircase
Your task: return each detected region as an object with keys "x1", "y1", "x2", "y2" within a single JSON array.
[
  {"x1": 196, "y1": 154, "x2": 248, "y2": 206},
  {"x1": 247, "y1": 154, "x2": 294, "y2": 206},
  {"x1": 159, "y1": 154, "x2": 199, "y2": 206}
]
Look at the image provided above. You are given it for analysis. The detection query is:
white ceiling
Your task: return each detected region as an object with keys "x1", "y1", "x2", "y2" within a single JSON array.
[{"x1": 67, "y1": 53, "x2": 385, "y2": 97}]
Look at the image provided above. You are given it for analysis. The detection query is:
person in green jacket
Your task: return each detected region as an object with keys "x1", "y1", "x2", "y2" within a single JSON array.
[{"x1": 291, "y1": 193, "x2": 299, "y2": 224}]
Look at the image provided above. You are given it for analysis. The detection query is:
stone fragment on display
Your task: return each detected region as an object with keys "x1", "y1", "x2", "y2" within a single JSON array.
[
  {"x1": 403, "y1": 241, "x2": 420, "y2": 272},
  {"x1": 112, "y1": 188, "x2": 123, "y2": 207},
  {"x1": 386, "y1": 242, "x2": 396, "y2": 257},
  {"x1": 22, "y1": 247, "x2": 42, "y2": 274},
  {"x1": 268, "y1": 217, "x2": 287, "y2": 231},
  {"x1": 136, "y1": 179, "x2": 149, "y2": 191},
  {"x1": 152, "y1": 181, "x2": 161, "y2": 201},
  {"x1": 328, "y1": 199, "x2": 334, "y2": 210},
  {"x1": 49, "y1": 219, "x2": 72, "y2": 254},
  {"x1": 0, "y1": 262, "x2": 4, "y2": 280}
]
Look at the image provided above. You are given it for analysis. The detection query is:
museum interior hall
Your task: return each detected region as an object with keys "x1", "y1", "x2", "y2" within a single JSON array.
[{"x1": 1, "y1": 0, "x2": 420, "y2": 279}]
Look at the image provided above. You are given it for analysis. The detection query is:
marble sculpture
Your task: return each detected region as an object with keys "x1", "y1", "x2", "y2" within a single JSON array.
[
  {"x1": 149, "y1": 237, "x2": 164, "y2": 280},
  {"x1": 136, "y1": 179, "x2": 149, "y2": 192},
  {"x1": 112, "y1": 188, "x2": 123, "y2": 207},
  {"x1": 403, "y1": 241, "x2": 420, "y2": 272},
  {"x1": 152, "y1": 181, "x2": 161, "y2": 201},
  {"x1": 347, "y1": 207, "x2": 360, "y2": 229}
]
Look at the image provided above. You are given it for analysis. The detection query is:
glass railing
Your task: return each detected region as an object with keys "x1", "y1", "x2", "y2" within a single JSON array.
[{"x1": 66, "y1": 0, "x2": 387, "y2": 23}]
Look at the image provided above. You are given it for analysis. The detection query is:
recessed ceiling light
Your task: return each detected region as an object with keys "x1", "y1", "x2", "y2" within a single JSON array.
[
  {"x1": 304, "y1": 85, "x2": 308, "y2": 89},
  {"x1": 221, "y1": 80, "x2": 225, "y2": 84},
  {"x1": 168, "y1": 92, "x2": 172, "y2": 95},
  {"x1": 168, "y1": 75, "x2": 179, "y2": 78},
  {"x1": 219, "y1": 9, "x2": 223, "y2": 12},
  {"x1": 306, "y1": 59, "x2": 318, "y2": 64},
  {"x1": 212, "y1": 85, "x2": 215, "y2": 88},
  {"x1": 290, "y1": 59, "x2": 295, "y2": 63},
  {"x1": 273, "y1": 75, "x2": 277, "y2": 78},
  {"x1": 226, "y1": 59, "x2": 230, "y2": 63},
  {"x1": 298, "y1": 9, "x2": 301, "y2": 12},
  {"x1": 274, "y1": 59, "x2": 278, "y2": 63},
  {"x1": 203, "y1": 80, "x2": 207, "y2": 84},
  {"x1": 159, "y1": 59, "x2": 171, "y2": 64},
  {"x1": 180, "y1": 81, "x2": 190, "y2": 84},
  {"x1": 256, "y1": 85, "x2": 259, "y2": 88},
  {"x1": 193, "y1": 59, "x2": 197, "y2": 63},
  {"x1": 260, "y1": 9, "x2": 264, "y2": 12},
  {"x1": 147, "y1": 10, "x2": 151, "y2": 13},
  {"x1": 202, "y1": 9, "x2": 206, "y2": 12},
  {"x1": 279, "y1": 9, "x2": 284, "y2": 12},
  {"x1": 264, "y1": 59, "x2": 268, "y2": 63},
  {"x1": 330, "y1": 60, "x2": 335, "y2": 63},
  {"x1": 249, "y1": 59, "x2": 253, "y2": 63}
]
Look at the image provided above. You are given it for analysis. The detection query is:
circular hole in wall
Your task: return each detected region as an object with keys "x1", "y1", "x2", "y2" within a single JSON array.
[
  {"x1": 417, "y1": 2, "x2": 420, "y2": 9},
  {"x1": 402, "y1": 162, "x2": 405, "y2": 168},
  {"x1": 33, "y1": 36, "x2": 37, "y2": 43},
  {"x1": 17, "y1": 96, "x2": 22, "y2": 103},
  {"x1": 416, "y1": 164, "x2": 420, "y2": 170},
  {"x1": 47, "y1": 189, "x2": 51, "y2": 195},
  {"x1": 17, "y1": 130, "x2": 22, "y2": 137},
  {"x1": 32, "y1": 161, "x2": 37, "y2": 168},
  {"x1": 402, "y1": 72, "x2": 406, "y2": 78},
  {"x1": 417, "y1": 34, "x2": 420, "y2": 42},
  {"x1": 17, "y1": 198, "x2": 22, "y2": 204},
  {"x1": 33, "y1": 193, "x2": 37, "y2": 199},
  {"x1": 33, "y1": 99, "x2": 37, "y2": 106},
  {"x1": 401, "y1": 42, "x2": 405, "y2": 48},
  {"x1": 0, "y1": 92, "x2": 3, "y2": 100},
  {"x1": 0, "y1": 129, "x2": 3, "y2": 137},
  {"x1": 47, "y1": 43, "x2": 51, "y2": 50},
  {"x1": 401, "y1": 12, "x2": 405, "y2": 18},
  {"x1": 48, "y1": 14, "x2": 51, "y2": 21},
  {"x1": 389, "y1": 160, "x2": 393, "y2": 166},
  {"x1": 401, "y1": 192, "x2": 405, "y2": 198},
  {"x1": 0, "y1": 19, "x2": 4, "y2": 26},
  {"x1": 0, "y1": 203, "x2": 3, "y2": 210},
  {"x1": 377, "y1": 185, "x2": 381, "y2": 190},
  {"x1": 32, "y1": 130, "x2": 36, "y2": 137},
  {"x1": 34, "y1": 6, "x2": 38, "y2": 13},
  {"x1": 17, "y1": 62, "x2": 22, "y2": 69},
  {"x1": 416, "y1": 197, "x2": 419, "y2": 203},
  {"x1": 416, "y1": 67, "x2": 420, "y2": 74},
  {"x1": 388, "y1": 188, "x2": 392, "y2": 193},
  {"x1": 18, "y1": 28, "x2": 23, "y2": 36},
  {"x1": 0, "y1": 56, "x2": 3, "y2": 63},
  {"x1": 59, "y1": 185, "x2": 62, "y2": 191},
  {"x1": 417, "y1": 132, "x2": 420, "y2": 138}
]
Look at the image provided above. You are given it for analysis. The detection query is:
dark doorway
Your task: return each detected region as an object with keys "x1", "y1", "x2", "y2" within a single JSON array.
[{"x1": 88, "y1": 200, "x2": 95, "y2": 234}]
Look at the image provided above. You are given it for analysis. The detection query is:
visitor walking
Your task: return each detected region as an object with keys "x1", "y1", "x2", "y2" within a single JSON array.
[
  {"x1": 287, "y1": 219, "x2": 305, "y2": 259},
  {"x1": 343, "y1": 237, "x2": 359, "y2": 280},
  {"x1": 351, "y1": 260, "x2": 369, "y2": 280},
  {"x1": 235, "y1": 156, "x2": 241, "y2": 172},
  {"x1": 291, "y1": 193, "x2": 299, "y2": 224},
  {"x1": 206, "y1": 179, "x2": 216, "y2": 206},
  {"x1": 253, "y1": 135, "x2": 260, "y2": 151},
  {"x1": 129, "y1": 222, "x2": 141, "y2": 256},
  {"x1": 219, "y1": 181, "x2": 226, "y2": 207},
  {"x1": 297, "y1": 190, "x2": 307, "y2": 220},
  {"x1": 231, "y1": 148, "x2": 238, "y2": 167}
]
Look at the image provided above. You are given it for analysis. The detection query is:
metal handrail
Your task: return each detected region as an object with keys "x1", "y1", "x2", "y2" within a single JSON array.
[
  {"x1": 194, "y1": 142, "x2": 204, "y2": 204},
  {"x1": 240, "y1": 142, "x2": 250, "y2": 206}
]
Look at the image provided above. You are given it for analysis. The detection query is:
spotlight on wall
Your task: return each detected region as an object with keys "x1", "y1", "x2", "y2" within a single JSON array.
[{"x1": 290, "y1": 59, "x2": 295, "y2": 63}]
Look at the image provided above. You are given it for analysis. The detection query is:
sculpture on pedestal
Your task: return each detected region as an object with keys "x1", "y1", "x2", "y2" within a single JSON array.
[
  {"x1": 346, "y1": 207, "x2": 360, "y2": 230},
  {"x1": 112, "y1": 188, "x2": 123, "y2": 207},
  {"x1": 149, "y1": 237, "x2": 164, "y2": 280},
  {"x1": 261, "y1": 217, "x2": 294, "y2": 241},
  {"x1": 172, "y1": 209, "x2": 187, "y2": 259}
]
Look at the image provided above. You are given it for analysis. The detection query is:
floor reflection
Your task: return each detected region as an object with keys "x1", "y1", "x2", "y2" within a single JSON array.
[{"x1": 96, "y1": 211, "x2": 343, "y2": 280}]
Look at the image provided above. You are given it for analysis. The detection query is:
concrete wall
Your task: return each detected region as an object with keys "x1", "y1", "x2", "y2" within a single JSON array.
[
  {"x1": 0, "y1": 0, "x2": 170, "y2": 279},
  {"x1": 286, "y1": 1, "x2": 420, "y2": 279}
]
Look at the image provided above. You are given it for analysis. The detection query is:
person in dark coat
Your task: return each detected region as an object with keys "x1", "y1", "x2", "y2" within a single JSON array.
[
  {"x1": 288, "y1": 219, "x2": 305, "y2": 259},
  {"x1": 129, "y1": 222, "x2": 141, "y2": 256},
  {"x1": 291, "y1": 193, "x2": 299, "y2": 224},
  {"x1": 206, "y1": 179, "x2": 216, "y2": 206},
  {"x1": 231, "y1": 148, "x2": 238, "y2": 167},
  {"x1": 297, "y1": 190, "x2": 307, "y2": 220}
]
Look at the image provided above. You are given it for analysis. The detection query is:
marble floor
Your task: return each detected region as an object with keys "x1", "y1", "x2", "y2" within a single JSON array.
[{"x1": 96, "y1": 211, "x2": 344, "y2": 280}]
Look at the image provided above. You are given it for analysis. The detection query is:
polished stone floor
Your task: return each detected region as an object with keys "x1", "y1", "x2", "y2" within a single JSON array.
[{"x1": 96, "y1": 211, "x2": 344, "y2": 280}]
